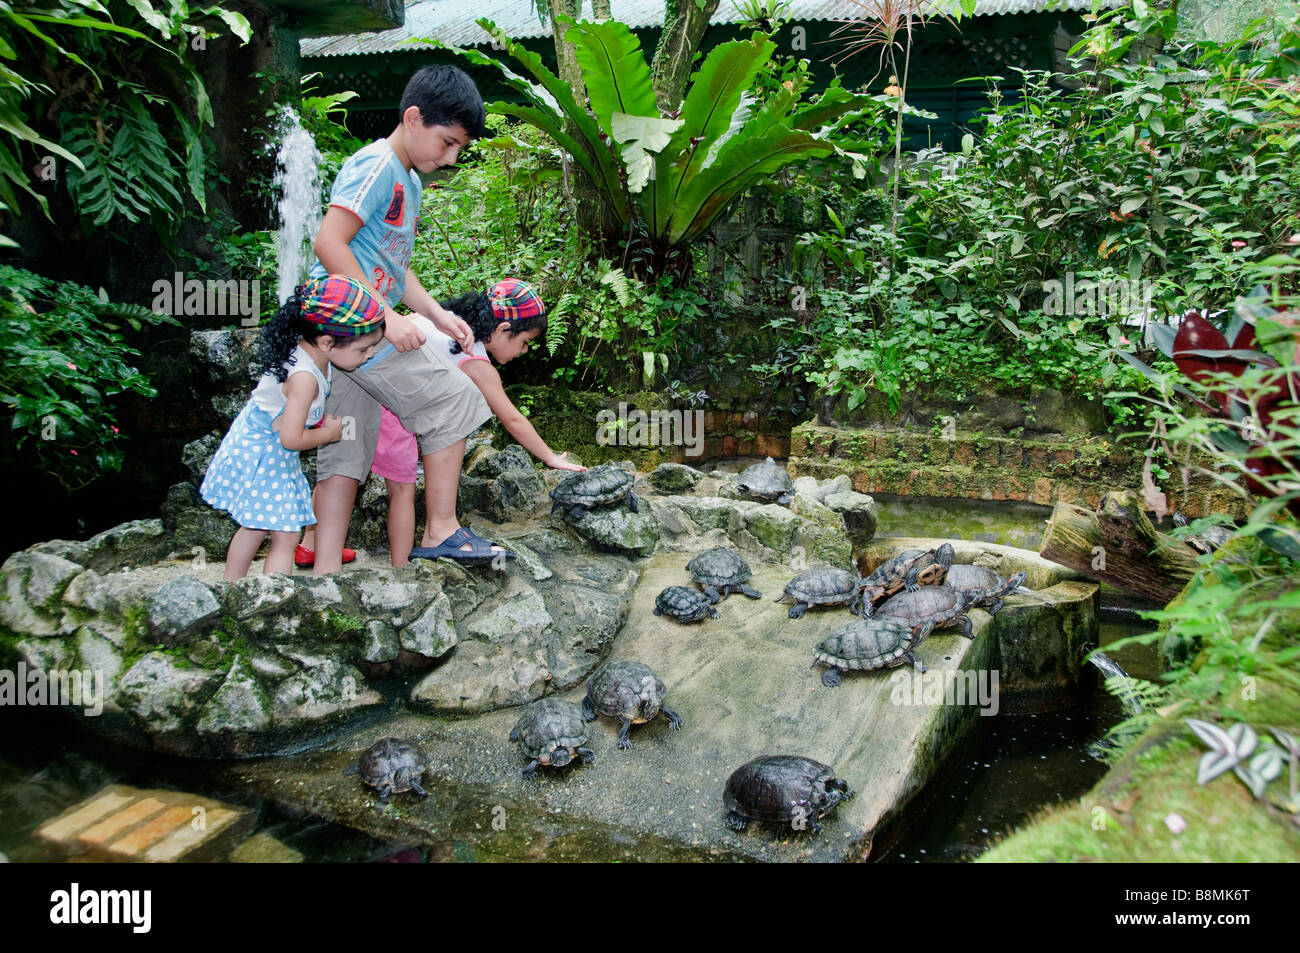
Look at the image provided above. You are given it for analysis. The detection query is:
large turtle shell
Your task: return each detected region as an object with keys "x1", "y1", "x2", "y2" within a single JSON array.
[
  {"x1": 510, "y1": 698, "x2": 589, "y2": 762},
  {"x1": 686, "y1": 548, "x2": 760, "y2": 601},
  {"x1": 780, "y1": 568, "x2": 864, "y2": 616},
  {"x1": 735, "y1": 457, "x2": 794, "y2": 504},
  {"x1": 355, "y1": 737, "x2": 428, "y2": 794},
  {"x1": 875, "y1": 584, "x2": 976, "y2": 635},
  {"x1": 654, "y1": 585, "x2": 719, "y2": 622},
  {"x1": 585, "y1": 660, "x2": 667, "y2": 722},
  {"x1": 551, "y1": 464, "x2": 636, "y2": 512},
  {"x1": 815, "y1": 619, "x2": 925, "y2": 673},
  {"x1": 859, "y1": 543, "x2": 954, "y2": 615},
  {"x1": 723, "y1": 756, "x2": 853, "y2": 830},
  {"x1": 942, "y1": 565, "x2": 1028, "y2": 613}
]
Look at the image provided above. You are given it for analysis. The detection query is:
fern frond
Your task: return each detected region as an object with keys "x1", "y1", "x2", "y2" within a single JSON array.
[{"x1": 546, "y1": 291, "x2": 577, "y2": 356}]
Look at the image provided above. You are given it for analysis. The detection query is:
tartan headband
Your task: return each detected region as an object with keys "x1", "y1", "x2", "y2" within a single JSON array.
[
  {"x1": 299, "y1": 275, "x2": 386, "y2": 336},
  {"x1": 487, "y1": 278, "x2": 546, "y2": 320}
]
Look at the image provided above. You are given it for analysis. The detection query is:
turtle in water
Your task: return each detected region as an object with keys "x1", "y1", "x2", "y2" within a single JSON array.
[
  {"x1": 858, "y1": 543, "x2": 955, "y2": 617},
  {"x1": 582, "y1": 660, "x2": 683, "y2": 749},
  {"x1": 813, "y1": 618, "x2": 935, "y2": 686},
  {"x1": 775, "y1": 567, "x2": 866, "y2": 619},
  {"x1": 735, "y1": 457, "x2": 795, "y2": 505},
  {"x1": 550, "y1": 463, "x2": 639, "y2": 520},
  {"x1": 724, "y1": 755, "x2": 854, "y2": 833},
  {"x1": 1173, "y1": 511, "x2": 1234, "y2": 554},
  {"x1": 686, "y1": 547, "x2": 762, "y2": 603},
  {"x1": 510, "y1": 698, "x2": 595, "y2": 779},
  {"x1": 943, "y1": 564, "x2": 1028, "y2": 615},
  {"x1": 875, "y1": 584, "x2": 979, "y2": 639},
  {"x1": 654, "y1": 585, "x2": 720, "y2": 622},
  {"x1": 343, "y1": 737, "x2": 429, "y2": 803}
]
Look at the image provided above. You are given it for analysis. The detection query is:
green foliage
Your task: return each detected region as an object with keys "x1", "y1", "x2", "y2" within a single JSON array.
[{"x1": 0, "y1": 266, "x2": 178, "y2": 489}]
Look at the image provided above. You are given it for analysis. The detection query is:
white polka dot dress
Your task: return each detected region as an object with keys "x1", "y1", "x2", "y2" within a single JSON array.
[{"x1": 200, "y1": 347, "x2": 329, "y2": 532}]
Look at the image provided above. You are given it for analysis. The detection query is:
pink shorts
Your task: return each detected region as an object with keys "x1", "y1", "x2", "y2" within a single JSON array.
[{"x1": 370, "y1": 407, "x2": 418, "y2": 483}]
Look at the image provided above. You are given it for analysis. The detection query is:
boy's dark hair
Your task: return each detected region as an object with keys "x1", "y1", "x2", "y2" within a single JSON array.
[
  {"x1": 440, "y1": 291, "x2": 546, "y2": 355},
  {"x1": 398, "y1": 66, "x2": 486, "y2": 139}
]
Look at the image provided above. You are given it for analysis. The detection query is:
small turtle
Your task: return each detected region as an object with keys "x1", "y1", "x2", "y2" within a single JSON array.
[
  {"x1": 550, "y1": 463, "x2": 639, "y2": 519},
  {"x1": 686, "y1": 547, "x2": 762, "y2": 603},
  {"x1": 735, "y1": 456, "x2": 794, "y2": 505},
  {"x1": 943, "y1": 565, "x2": 1028, "y2": 615},
  {"x1": 582, "y1": 660, "x2": 683, "y2": 749},
  {"x1": 859, "y1": 542, "x2": 955, "y2": 617},
  {"x1": 343, "y1": 737, "x2": 429, "y2": 803},
  {"x1": 1173, "y1": 512, "x2": 1234, "y2": 554},
  {"x1": 775, "y1": 567, "x2": 866, "y2": 619},
  {"x1": 509, "y1": 698, "x2": 595, "y2": 779},
  {"x1": 724, "y1": 756, "x2": 854, "y2": 833},
  {"x1": 654, "y1": 585, "x2": 720, "y2": 622},
  {"x1": 813, "y1": 618, "x2": 935, "y2": 686},
  {"x1": 875, "y1": 584, "x2": 979, "y2": 639}
]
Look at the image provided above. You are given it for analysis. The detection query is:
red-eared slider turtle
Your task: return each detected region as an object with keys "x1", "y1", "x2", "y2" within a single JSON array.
[
  {"x1": 813, "y1": 618, "x2": 936, "y2": 686},
  {"x1": 510, "y1": 698, "x2": 595, "y2": 779},
  {"x1": 859, "y1": 543, "x2": 955, "y2": 617},
  {"x1": 686, "y1": 548, "x2": 762, "y2": 603},
  {"x1": 776, "y1": 567, "x2": 866, "y2": 619},
  {"x1": 943, "y1": 565, "x2": 1028, "y2": 615},
  {"x1": 654, "y1": 585, "x2": 719, "y2": 622},
  {"x1": 550, "y1": 463, "x2": 639, "y2": 519},
  {"x1": 735, "y1": 457, "x2": 795, "y2": 505},
  {"x1": 343, "y1": 737, "x2": 429, "y2": 803},
  {"x1": 724, "y1": 756, "x2": 854, "y2": 833},
  {"x1": 875, "y1": 584, "x2": 979, "y2": 639},
  {"x1": 582, "y1": 660, "x2": 683, "y2": 749},
  {"x1": 1173, "y1": 512, "x2": 1234, "y2": 554}
]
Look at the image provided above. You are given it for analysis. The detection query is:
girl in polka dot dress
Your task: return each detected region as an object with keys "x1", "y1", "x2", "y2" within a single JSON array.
[{"x1": 201, "y1": 275, "x2": 386, "y2": 580}]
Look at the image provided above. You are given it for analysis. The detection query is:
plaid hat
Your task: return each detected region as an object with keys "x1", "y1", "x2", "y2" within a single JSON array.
[
  {"x1": 299, "y1": 275, "x2": 386, "y2": 336},
  {"x1": 487, "y1": 279, "x2": 545, "y2": 320}
]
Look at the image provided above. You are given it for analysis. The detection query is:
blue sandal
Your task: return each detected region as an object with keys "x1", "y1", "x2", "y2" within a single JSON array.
[{"x1": 409, "y1": 527, "x2": 515, "y2": 565}]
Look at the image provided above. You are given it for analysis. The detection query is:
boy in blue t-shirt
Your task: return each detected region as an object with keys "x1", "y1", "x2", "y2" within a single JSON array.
[{"x1": 304, "y1": 65, "x2": 509, "y2": 574}]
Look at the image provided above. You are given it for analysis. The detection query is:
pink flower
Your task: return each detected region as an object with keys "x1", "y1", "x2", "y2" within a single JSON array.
[
  {"x1": 1231, "y1": 240, "x2": 1247, "y2": 248},
  {"x1": 70, "y1": 450, "x2": 78, "y2": 456},
  {"x1": 1164, "y1": 812, "x2": 1186, "y2": 834},
  {"x1": 66, "y1": 362, "x2": 77, "y2": 370},
  {"x1": 110, "y1": 426, "x2": 119, "y2": 434},
  {"x1": 1118, "y1": 335, "x2": 1130, "y2": 345}
]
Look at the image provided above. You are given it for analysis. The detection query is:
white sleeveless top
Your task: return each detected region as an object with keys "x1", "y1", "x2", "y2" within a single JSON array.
[
  {"x1": 412, "y1": 315, "x2": 489, "y2": 368},
  {"x1": 248, "y1": 345, "x2": 331, "y2": 425}
]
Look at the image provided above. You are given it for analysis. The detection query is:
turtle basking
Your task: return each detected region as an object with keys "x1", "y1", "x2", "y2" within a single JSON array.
[
  {"x1": 1173, "y1": 511, "x2": 1234, "y2": 554},
  {"x1": 874, "y1": 584, "x2": 979, "y2": 639},
  {"x1": 550, "y1": 463, "x2": 639, "y2": 520},
  {"x1": 510, "y1": 698, "x2": 595, "y2": 779},
  {"x1": 813, "y1": 618, "x2": 935, "y2": 686},
  {"x1": 687, "y1": 547, "x2": 761, "y2": 603},
  {"x1": 724, "y1": 756, "x2": 854, "y2": 833},
  {"x1": 582, "y1": 660, "x2": 683, "y2": 749},
  {"x1": 943, "y1": 564, "x2": 1028, "y2": 615},
  {"x1": 654, "y1": 585, "x2": 719, "y2": 623},
  {"x1": 776, "y1": 567, "x2": 866, "y2": 619},
  {"x1": 735, "y1": 457, "x2": 794, "y2": 505},
  {"x1": 859, "y1": 543, "x2": 955, "y2": 617},
  {"x1": 343, "y1": 737, "x2": 429, "y2": 804}
]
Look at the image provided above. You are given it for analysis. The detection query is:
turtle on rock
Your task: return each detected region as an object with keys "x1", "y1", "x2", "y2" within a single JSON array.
[
  {"x1": 858, "y1": 543, "x2": 955, "y2": 617},
  {"x1": 343, "y1": 737, "x2": 430, "y2": 804},
  {"x1": 723, "y1": 756, "x2": 854, "y2": 833},
  {"x1": 686, "y1": 547, "x2": 762, "y2": 602},
  {"x1": 943, "y1": 565, "x2": 1028, "y2": 615},
  {"x1": 776, "y1": 567, "x2": 867, "y2": 619},
  {"x1": 550, "y1": 463, "x2": 639, "y2": 519},
  {"x1": 510, "y1": 698, "x2": 595, "y2": 779},
  {"x1": 813, "y1": 618, "x2": 935, "y2": 686},
  {"x1": 735, "y1": 457, "x2": 795, "y2": 505},
  {"x1": 654, "y1": 585, "x2": 719, "y2": 623},
  {"x1": 582, "y1": 660, "x2": 683, "y2": 749},
  {"x1": 875, "y1": 584, "x2": 979, "y2": 639}
]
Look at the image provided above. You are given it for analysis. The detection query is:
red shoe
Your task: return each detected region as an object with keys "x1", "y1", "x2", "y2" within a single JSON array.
[{"x1": 294, "y1": 545, "x2": 356, "y2": 568}]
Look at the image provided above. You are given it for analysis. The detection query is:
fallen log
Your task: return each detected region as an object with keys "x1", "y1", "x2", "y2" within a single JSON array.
[{"x1": 1039, "y1": 490, "x2": 1202, "y2": 603}]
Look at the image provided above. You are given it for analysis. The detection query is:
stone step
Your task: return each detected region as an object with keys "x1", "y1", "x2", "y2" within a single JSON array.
[{"x1": 34, "y1": 785, "x2": 255, "y2": 862}]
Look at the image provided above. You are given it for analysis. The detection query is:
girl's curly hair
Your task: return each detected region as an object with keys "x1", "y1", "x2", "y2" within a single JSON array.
[
  {"x1": 254, "y1": 287, "x2": 372, "y2": 382},
  {"x1": 442, "y1": 290, "x2": 546, "y2": 355}
]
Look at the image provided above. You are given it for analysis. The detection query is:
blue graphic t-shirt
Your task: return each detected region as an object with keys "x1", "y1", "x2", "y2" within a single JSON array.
[{"x1": 310, "y1": 139, "x2": 421, "y2": 308}]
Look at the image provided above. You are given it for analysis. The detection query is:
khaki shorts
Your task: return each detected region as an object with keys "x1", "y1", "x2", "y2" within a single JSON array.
[{"x1": 316, "y1": 342, "x2": 491, "y2": 482}]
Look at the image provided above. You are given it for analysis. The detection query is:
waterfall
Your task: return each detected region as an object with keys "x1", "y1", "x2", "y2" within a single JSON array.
[
  {"x1": 272, "y1": 106, "x2": 323, "y2": 305},
  {"x1": 1088, "y1": 650, "x2": 1144, "y2": 716}
]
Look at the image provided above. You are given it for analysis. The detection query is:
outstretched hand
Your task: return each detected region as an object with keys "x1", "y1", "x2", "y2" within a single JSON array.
[{"x1": 548, "y1": 452, "x2": 586, "y2": 472}]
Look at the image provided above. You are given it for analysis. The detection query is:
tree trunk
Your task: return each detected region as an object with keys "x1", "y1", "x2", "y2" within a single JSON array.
[
  {"x1": 651, "y1": 0, "x2": 720, "y2": 113},
  {"x1": 591, "y1": 0, "x2": 611, "y2": 17},
  {"x1": 1039, "y1": 490, "x2": 1202, "y2": 603},
  {"x1": 546, "y1": 0, "x2": 586, "y2": 104}
]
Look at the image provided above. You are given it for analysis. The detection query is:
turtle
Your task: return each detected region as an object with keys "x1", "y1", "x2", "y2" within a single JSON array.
[
  {"x1": 943, "y1": 564, "x2": 1029, "y2": 615},
  {"x1": 874, "y1": 584, "x2": 979, "y2": 639},
  {"x1": 550, "y1": 463, "x2": 639, "y2": 519},
  {"x1": 343, "y1": 737, "x2": 429, "y2": 803},
  {"x1": 723, "y1": 755, "x2": 854, "y2": 833},
  {"x1": 686, "y1": 547, "x2": 762, "y2": 603},
  {"x1": 509, "y1": 697, "x2": 595, "y2": 779},
  {"x1": 858, "y1": 542, "x2": 955, "y2": 617},
  {"x1": 582, "y1": 660, "x2": 683, "y2": 749},
  {"x1": 1173, "y1": 511, "x2": 1234, "y2": 554},
  {"x1": 654, "y1": 585, "x2": 720, "y2": 622},
  {"x1": 735, "y1": 456, "x2": 795, "y2": 505},
  {"x1": 813, "y1": 618, "x2": 936, "y2": 686},
  {"x1": 775, "y1": 567, "x2": 866, "y2": 619}
]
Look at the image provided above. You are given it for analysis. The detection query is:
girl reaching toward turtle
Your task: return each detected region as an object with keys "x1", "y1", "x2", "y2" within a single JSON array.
[
  {"x1": 298, "y1": 278, "x2": 585, "y2": 568},
  {"x1": 200, "y1": 275, "x2": 386, "y2": 580}
]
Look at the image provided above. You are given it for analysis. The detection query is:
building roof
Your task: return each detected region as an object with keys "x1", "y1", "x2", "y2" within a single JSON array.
[{"x1": 301, "y1": 0, "x2": 1117, "y2": 58}]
